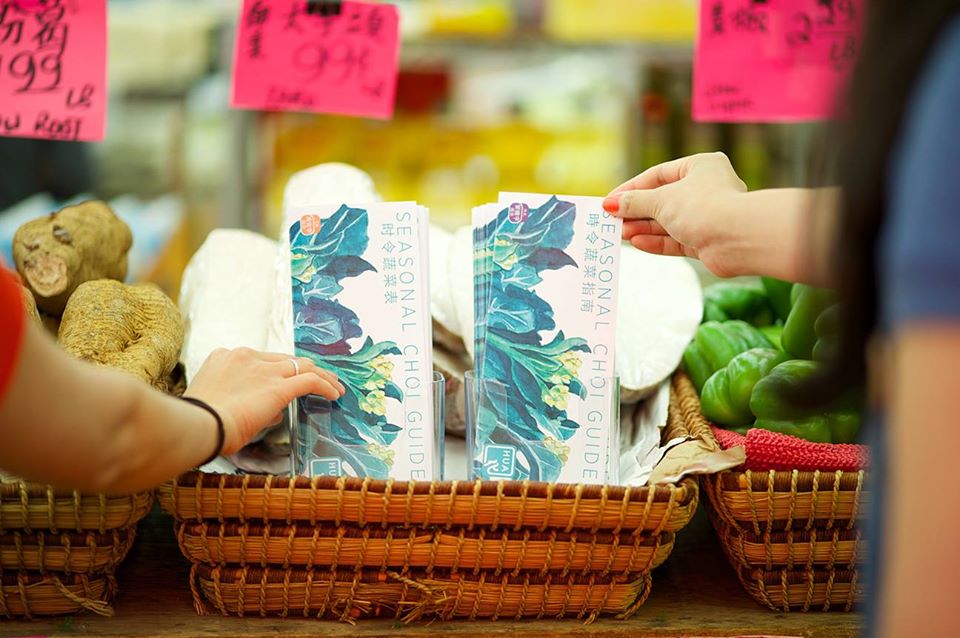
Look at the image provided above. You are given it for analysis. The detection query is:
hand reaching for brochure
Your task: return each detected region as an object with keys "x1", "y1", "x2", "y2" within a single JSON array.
[
  {"x1": 184, "y1": 348, "x2": 345, "y2": 455},
  {"x1": 603, "y1": 152, "x2": 749, "y2": 278}
]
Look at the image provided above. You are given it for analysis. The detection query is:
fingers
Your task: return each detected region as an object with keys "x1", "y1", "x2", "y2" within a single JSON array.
[
  {"x1": 604, "y1": 189, "x2": 663, "y2": 220},
  {"x1": 265, "y1": 357, "x2": 340, "y2": 384},
  {"x1": 622, "y1": 219, "x2": 668, "y2": 240},
  {"x1": 282, "y1": 372, "x2": 343, "y2": 402},
  {"x1": 606, "y1": 152, "x2": 734, "y2": 198},
  {"x1": 606, "y1": 157, "x2": 692, "y2": 196},
  {"x1": 629, "y1": 234, "x2": 694, "y2": 258}
]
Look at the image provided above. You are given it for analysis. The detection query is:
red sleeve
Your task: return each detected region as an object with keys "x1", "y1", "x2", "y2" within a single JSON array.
[{"x1": 0, "y1": 266, "x2": 26, "y2": 401}]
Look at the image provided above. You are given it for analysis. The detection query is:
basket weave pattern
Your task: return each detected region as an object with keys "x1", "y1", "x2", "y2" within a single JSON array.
[
  {"x1": 0, "y1": 479, "x2": 153, "y2": 618},
  {"x1": 158, "y1": 380, "x2": 699, "y2": 622},
  {"x1": 672, "y1": 373, "x2": 868, "y2": 612}
]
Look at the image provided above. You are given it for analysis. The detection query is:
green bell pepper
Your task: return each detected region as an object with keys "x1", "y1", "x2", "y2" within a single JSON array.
[
  {"x1": 815, "y1": 304, "x2": 840, "y2": 337},
  {"x1": 829, "y1": 410, "x2": 862, "y2": 444},
  {"x1": 683, "y1": 320, "x2": 773, "y2": 392},
  {"x1": 749, "y1": 359, "x2": 821, "y2": 420},
  {"x1": 749, "y1": 360, "x2": 862, "y2": 443},
  {"x1": 761, "y1": 277, "x2": 794, "y2": 322},
  {"x1": 700, "y1": 348, "x2": 790, "y2": 426},
  {"x1": 759, "y1": 324, "x2": 783, "y2": 350},
  {"x1": 702, "y1": 282, "x2": 774, "y2": 326},
  {"x1": 781, "y1": 286, "x2": 836, "y2": 359},
  {"x1": 812, "y1": 337, "x2": 838, "y2": 362},
  {"x1": 697, "y1": 320, "x2": 772, "y2": 370},
  {"x1": 812, "y1": 304, "x2": 841, "y2": 362},
  {"x1": 682, "y1": 342, "x2": 714, "y2": 392}
]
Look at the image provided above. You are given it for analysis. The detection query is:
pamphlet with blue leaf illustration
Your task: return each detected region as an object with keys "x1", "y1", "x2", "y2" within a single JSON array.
[
  {"x1": 471, "y1": 194, "x2": 622, "y2": 484},
  {"x1": 287, "y1": 203, "x2": 435, "y2": 480}
]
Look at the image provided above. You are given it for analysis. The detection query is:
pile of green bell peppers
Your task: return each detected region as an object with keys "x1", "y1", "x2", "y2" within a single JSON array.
[{"x1": 687, "y1": 280, "x2": 863, "y2": 444}]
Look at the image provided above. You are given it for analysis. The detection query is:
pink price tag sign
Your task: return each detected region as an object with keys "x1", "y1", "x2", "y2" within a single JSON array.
[
  {"x1": 0, "y1": 0, "x2": 107, "y2": 141},
  {"x1": 693, "y1": 0, "x2": 863, "y2": 122},
  {"x1": 231, "y1": 0, "x2": 400, "y2": 120}
]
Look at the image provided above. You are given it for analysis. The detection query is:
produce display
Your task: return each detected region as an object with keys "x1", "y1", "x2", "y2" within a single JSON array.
[
  {"x1": 13, "y1": 201, "x2": 133, "y2": 315},
  {"x1": 11, "y1": 201, "x2": 184, "y2": 391},
  {"x1": 59, "y1": 280, "x2": 184, "y2": 390},
  {"x1": 685, "y1": 279, "x2": 862, "y2": 444}
]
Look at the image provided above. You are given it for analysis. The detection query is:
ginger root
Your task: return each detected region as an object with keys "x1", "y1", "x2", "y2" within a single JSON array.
[
  {"x1": 19, "y1": 285, "x2": 41, "y2": 325},
  {"x1": 14, "y1": 201, "x2": 132, "y2": 315},
  {"x1": 58, "y1": 280, "x2": 184, "y2": 389}
]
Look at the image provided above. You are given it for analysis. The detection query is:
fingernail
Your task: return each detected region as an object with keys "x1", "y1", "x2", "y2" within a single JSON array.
[{"x1": 602, "y1": 196, "x2": 619, "y2": 213}]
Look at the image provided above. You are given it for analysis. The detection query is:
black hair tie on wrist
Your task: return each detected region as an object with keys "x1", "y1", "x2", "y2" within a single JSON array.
[{"x1": 181, "y1": 397, "x2": 225, "y2": 468}]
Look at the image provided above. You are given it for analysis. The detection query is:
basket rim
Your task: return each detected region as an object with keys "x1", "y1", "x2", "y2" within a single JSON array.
[
  {"x1": 195, "y1": 564, "x2": 652, "y2": 586},
  {"x1": 0, "y1": 481, "x2": 153, "y2": 501},
  {"x1": 179, "y1": 520, "x2": 674, "y2": 545},
  {"x1": 167, "y1": 471, "x2": 698, "y2": 506}
]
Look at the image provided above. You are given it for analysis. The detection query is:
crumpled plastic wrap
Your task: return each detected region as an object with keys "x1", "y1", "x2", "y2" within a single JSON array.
[
  {"x1": 615, "y1": 248, "x2": 703, "y2": 402},
  {"x1": 428, "y1": 224, "x2": 465, "y2": 354},
  {"x1": 179, "y1": 228, "x2": 279, "y2": 383}
]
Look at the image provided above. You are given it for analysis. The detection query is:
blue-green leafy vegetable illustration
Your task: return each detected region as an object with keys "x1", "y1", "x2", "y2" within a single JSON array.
[
  {"x1": 472, "y1": 196, "x2": 590, "y2": 481},
  {"x1": 290, "y1": 205, "x2": 403, "y2": 478}
]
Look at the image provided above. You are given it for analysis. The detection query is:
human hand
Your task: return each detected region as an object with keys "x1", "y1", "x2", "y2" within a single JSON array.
[
  {"x1": 603, "y1": 152, "x2": 748, "y2": 277},
  {"x1": 184, "y1": 348, "x2": 345, "y2": 455}
]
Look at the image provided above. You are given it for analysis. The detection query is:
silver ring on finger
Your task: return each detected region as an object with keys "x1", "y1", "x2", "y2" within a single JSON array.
[{"x1": 289, "y1": 358, "x2": 301, "y2": 376}]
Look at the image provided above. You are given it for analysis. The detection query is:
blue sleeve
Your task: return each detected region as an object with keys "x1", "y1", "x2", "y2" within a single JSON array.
[{"x1": 881, "y1": 16, "x2": 960, "y2": 327}]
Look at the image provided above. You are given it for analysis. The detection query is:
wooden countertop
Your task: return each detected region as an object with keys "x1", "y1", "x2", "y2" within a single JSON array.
[{"x1": 0, "y1": 506, "x2": 862, "y2": 638}]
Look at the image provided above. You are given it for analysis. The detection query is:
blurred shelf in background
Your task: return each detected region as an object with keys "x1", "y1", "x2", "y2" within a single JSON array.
[{"x1": 0, "y1": 0, "x2": 817, "y2": 294}]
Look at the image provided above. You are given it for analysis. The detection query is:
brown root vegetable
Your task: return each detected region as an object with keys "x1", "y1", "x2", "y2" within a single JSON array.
[
  {"x1": 19, "y1": 285, "x2": 41, "y2": 325},
  {"x1": 40, "y1": 312, "x2": 61, "y2": 337},
  {"x1": 162, "y1": 362, "x2": 188, "y2": 397},
  {"x1": 14, "y1": 201, "x2": 133, "y2": 315},
  {"x1": 58, "y1": 280, "x2": 184, "y2": 389}
]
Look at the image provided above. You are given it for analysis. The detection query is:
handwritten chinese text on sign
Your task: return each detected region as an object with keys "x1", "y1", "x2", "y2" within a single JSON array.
[
  {"x1": 693, "y1": 0, "x2": 863, "y2": 122},
  {"x1": 232, "y1": 0, "x2": 400, "y2": 120},
  {"x1": 0, "y1": 0, "x2": 107, "y2": 142}
]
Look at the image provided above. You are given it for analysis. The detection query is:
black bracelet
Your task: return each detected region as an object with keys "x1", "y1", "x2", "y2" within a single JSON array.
[{"x1": 181, "y1": 397, "x2": 225, "y2": 468}]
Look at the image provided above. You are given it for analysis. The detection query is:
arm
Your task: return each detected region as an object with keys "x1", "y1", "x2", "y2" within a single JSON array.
[
  {"x1": 877, "y1": 325, "x2": 960, "y2": 636},
  {"x1": 604, "y1": 152, "x2": 839, "y2": 285},
  {"x1": 0, "y1": 321, "x2": 344, "y2": 494}
]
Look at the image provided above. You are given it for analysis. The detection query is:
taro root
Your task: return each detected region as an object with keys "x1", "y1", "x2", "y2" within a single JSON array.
[
  {"x1": 58, "y1": 280, "x2": 183, "y2": 389},
  {"x1": 14, "y1": 201, "x2": 132, "y2": 315}
]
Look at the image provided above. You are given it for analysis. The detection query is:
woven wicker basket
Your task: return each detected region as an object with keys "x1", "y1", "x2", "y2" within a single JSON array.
[
  {"x1": 176, "y1": 521, "x2": 675, "y2": 574},
  {"x1": 671, "y1": 373, "x2": 868, "y2": 612},
  {"x1": 0, "y1": 571, "x2": 115, "y2": 619},
  {"x1": 0, "y1": 527, "x2": 136, "y2": 573},
  {"x1": 192, "y1": 564, "x2": 653, "y2": 621},
  {"x1": 0, "y1": 479, "x2": 154, "y2": 532},
  {"x1": 0, "y1": 478, "x2": 153, "y2": 617},
  {"x1": 158, "y1": 378, "x2": 699, "y2": 621}
]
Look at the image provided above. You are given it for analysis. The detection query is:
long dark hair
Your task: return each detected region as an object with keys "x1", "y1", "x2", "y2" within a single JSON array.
[{"x1": 817, "y1": 0, "x2": 960, "y2": 400}]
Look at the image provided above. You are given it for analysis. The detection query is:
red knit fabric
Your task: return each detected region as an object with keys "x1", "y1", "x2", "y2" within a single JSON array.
[{"x1": 711, "y1": 426, "x2": 870, "y2": 472}]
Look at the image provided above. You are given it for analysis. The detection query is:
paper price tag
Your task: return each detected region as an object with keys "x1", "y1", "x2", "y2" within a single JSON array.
[
  {"x1": 231, "y1": 0, "x2": 400, "y2": 120},
  {"x1": 693, "y1": 0, "x2": 863, "y2": 122},
  {"x1": 0, "y1": 0, "x2": 108, "y2": 141}
]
